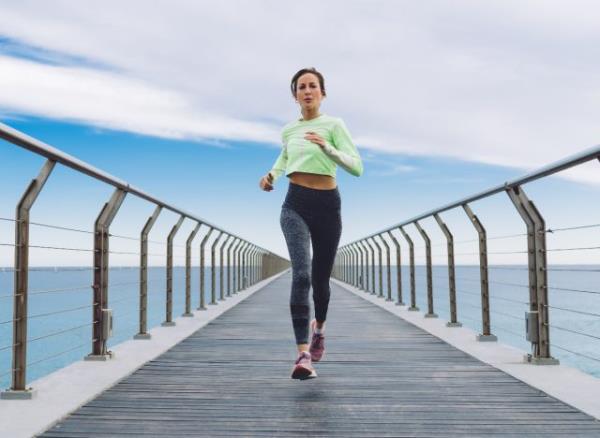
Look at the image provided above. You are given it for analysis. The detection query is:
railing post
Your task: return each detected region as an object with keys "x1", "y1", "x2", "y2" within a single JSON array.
[
  {"x1": 135, "y1": 206, "x2": 162, "y2": 340},
  {"x1": 360, "y1": 240, "x2": 369, "y2": 292},
  {"x1": 232, "y1": 239, "x2": 243, "y2": 294},
  {"x1": 242, "y1": 242, "x2": 251, "y2": 290},
  {"x1": 346, "y1": 245, "x2": 355, "y2": 284},
  {"x1": 387, "y1": 230, "x2": 404, "y2": 306},
  {"x1": 87, "y1": 188, "x2": 127, "y2": 360},
  {"x1": 263, "y1": 250, "x2": 269, "y2": 280},
  {"x1": 163, "y1": 215, "x2": 185, "y2": 326},
  {"x1": 242, "y1": 242, "x2": 251, "y2": 289},
  {"x1": 378, "y1": 234, "x2": 392, "y2": 301},
  {"x1": 2, "y1": 159, "x2": 55, "y2": 400},
  {"x1": 371, "y1": 237, "x2": 384, "y2": 298},
  {"x1": 251, "y1": 246, "x2": 259, "y2": 285},
  {"x1": 210, "y1": 231, "x2": 223, "y2": 305},
  {"x1": 507, "y1": 186, "x2": 558, "y2": 364},
  {"x1": 219, "y1": 234, "x2": 232, "y2": 301},
  {"x1": 414, "y1": 221, "x2": 437, "y2": 318},
  {"x1": 340, "y1": 249, "x2": 344, "y2": 281},
  {"x1": 366, "y1": 239, "x2": 376, "y2": 294},
  {"x1": 198, "y1": 227, "x2": 214, "y2": 310},
  {"x1": 355, "y1": 242, "x2": 364, "y2": 289},
  {"x1": 235, "y1": 240, "x2": 247, "y2": 293},
  {"x1": 183, "y1": 222, "x2": 201, "y2": 317},
  {"x1": 350, "y1": 244, "x2": 358, "y2": 286},
  {"x1": 227, "y1": 238, "x2": 239, "y2": 296},
  {"x1": 259, "y1": 250, "x2": 265, "y2": 281},
  {"x1": 434, "y1": 213, "x2": 461, "y2": 327},
  {"x1": 342, "y1": 248, "x2": 348, "y2": 282},
  {"x1": 399, "y1": 226, "x2": 419, "y2": 311},
  {"x1": 248, "y1": 245, "x2": 255, "y2": 285},
  {"x1": 462, "y1": 204, "x2": 497, "y2": 342},
  {"x1": 236, "y1": 241, "x2": 243, "y2": 292}
]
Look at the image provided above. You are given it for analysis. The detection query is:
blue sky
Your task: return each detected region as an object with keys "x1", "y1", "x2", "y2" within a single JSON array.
[{"x1": 1, "y1": 1, "x2": 600, "y2": 265}]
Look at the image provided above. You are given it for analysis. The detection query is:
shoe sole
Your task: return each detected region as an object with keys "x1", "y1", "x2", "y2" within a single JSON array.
[
  {"x1": 311, "y1": 352, "x2": 324, "y2": 362},
  {"x1": 291, "y1": 365, "x2": 317, "y2": 380}
]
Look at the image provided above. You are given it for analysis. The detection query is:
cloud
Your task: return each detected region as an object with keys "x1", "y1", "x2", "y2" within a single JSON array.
[
  {"x1": 0, "y1": 55, "x2": 280, "y2": 144},
  {"x1": 0, "y1": 0, "x2": 599, "y2": 183}
]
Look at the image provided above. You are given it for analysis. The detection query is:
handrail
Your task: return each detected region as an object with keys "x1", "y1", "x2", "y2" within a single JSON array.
[
  {"x1": 335, "y1": 144, "x2": 600, "y2": 371},
  {"x1": 0, "y1": 122, "x2": 290, "y2": 399},
  {"x1": 0, "y1": 122, "x2": 251, "y2": 244},
  {"x1": 350, "y1": 144, "x2": 600, "y2": 243}
]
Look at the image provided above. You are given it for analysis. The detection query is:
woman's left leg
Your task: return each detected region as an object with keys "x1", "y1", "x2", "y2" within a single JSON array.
[{"x1": 309, "y1": 209, "x2": 342, "y2": 325}]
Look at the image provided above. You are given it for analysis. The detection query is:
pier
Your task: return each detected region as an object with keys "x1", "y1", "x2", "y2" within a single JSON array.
[{"x1": 1, "y1": 123, "x2": 600, "y2": 436}]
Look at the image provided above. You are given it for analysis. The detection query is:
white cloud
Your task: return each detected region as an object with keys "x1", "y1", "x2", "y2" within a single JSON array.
[
  {"x1": 0, "y1": 55, "x2": 280, "y2": 143},
  {"x1": 0, "y1": 0, "x2": 599, "y2": 182}
]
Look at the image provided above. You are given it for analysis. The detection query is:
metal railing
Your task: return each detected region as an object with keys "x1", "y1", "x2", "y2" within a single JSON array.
[
  {"x1": 335, "y1": 145, "x2": 600, "y2": 369},
  {"x1": 0, "y1": 122, "x2": 289, "y2": 399}
]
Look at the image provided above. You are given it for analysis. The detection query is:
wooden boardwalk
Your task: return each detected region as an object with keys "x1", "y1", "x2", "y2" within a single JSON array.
[{"x1": 41, "y1": 271, "x2": 600, "y2": 437}]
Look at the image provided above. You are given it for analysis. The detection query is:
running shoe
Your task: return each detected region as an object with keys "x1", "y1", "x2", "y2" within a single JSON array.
[
  {"x1": 291, "y1": 351, "x2": 317, "y2": 380},
  {"x1": 309, "y1": 319, "x2": 325, "y2": 362}
]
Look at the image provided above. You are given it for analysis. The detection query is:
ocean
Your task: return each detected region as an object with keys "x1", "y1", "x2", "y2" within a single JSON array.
[{"x1": 0, "y1": 265, "x2": 599, "y2": 391}]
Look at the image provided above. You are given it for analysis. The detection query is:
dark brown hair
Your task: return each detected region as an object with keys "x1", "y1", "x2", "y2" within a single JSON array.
[{"x1": 290, "y1": 67, "x2": 326, "y2": 97}]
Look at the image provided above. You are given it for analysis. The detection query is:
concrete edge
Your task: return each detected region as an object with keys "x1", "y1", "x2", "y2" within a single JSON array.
[
  {"x1": 332, "y1": 278, "x2": 600, "y2": 421},
  {"x1": 0, "y1": 269, "x2": 290, "y2": 438}
]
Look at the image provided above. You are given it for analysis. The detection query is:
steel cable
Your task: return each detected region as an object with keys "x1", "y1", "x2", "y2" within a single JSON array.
[
  {"x1": 29, "y1": 303, "x2": 97, "y2": 320},
  {"x1": 29, "y1": 244, "x2": 92, "y2": 253},
  {"x1": 493, "y1": 325, "x2": 524, "y2": 338},
  {"x1": 546, "y1": 223, "x2": 600, "y2": 234},
  {"x1": 547, "y1": 285, "x2": 600, "y2": 296},
  {"x1": 27, "y1": 322, "x2": 94, "y2": 344},
  {"x1": 544, "y1": 304, "x2": 600, "y2": 319},
  {"x1": 551, "y1": 344, "x2": 600, "y2": 364},
  {"x1": 546, "y1": 323, "x2": 600, "y2": 341},
  {"x1": 29, "y1": 221, "x2": 93, "y2": 235},
  {"x1": 26, "y1": 340, "x2": 97, "y2": 369}
]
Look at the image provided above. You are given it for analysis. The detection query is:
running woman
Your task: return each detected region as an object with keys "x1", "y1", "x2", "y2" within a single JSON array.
[{"x1": 258, "y1": 67, "x2": 363, "y2": 380}]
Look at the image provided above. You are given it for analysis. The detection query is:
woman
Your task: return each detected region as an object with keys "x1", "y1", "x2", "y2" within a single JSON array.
[{"x1": 259, "y1": 67, "x2": 363, "y2": 380}]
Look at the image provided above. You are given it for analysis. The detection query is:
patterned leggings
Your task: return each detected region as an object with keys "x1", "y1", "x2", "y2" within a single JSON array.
[{"x1": 280, "y1": 182, "x2": 342, "y2": 344}]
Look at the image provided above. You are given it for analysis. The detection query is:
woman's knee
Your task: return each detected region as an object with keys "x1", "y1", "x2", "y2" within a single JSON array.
[{"x1": 293, "y1": 270, "x2": 311, "y2": 292}]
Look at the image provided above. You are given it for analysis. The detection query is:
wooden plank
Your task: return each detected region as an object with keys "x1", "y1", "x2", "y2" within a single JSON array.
[{"x1": 40, "y1": 272, "x2": 600, "y2": 437}]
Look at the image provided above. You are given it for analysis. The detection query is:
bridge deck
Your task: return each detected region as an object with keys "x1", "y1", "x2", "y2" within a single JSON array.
[{"x1": 41, "y1": 272, "x2": 600, "y2": 437}]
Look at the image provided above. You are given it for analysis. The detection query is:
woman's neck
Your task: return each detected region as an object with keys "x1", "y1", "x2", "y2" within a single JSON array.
[{"x1": 301, "y1": 108, "x2": 321, "y2": 121}]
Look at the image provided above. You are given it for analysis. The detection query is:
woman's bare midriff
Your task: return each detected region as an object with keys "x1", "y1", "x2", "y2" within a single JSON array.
[{"x1": 289, "y1": 172, "x2": 337, "y2": 190}]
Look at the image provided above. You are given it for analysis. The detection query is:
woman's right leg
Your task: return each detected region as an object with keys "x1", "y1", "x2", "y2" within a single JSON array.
[{"x1": 280, "y1": 207, "x2": 312, "y2": 350}]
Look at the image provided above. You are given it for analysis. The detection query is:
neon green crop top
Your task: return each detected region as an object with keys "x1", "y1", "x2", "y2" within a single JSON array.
[{"x1": 268, "y1": 114, "x2": 363, "y2": 183}]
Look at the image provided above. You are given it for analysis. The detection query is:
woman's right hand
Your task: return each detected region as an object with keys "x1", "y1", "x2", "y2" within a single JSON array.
[{"x1": 259, "y1": 173, "x2": 274, "y2": 192}]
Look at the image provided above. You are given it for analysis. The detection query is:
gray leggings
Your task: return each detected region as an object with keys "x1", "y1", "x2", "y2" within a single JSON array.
[{"x1": 280, "y1": 183, "x2": 342, "y2": 344}]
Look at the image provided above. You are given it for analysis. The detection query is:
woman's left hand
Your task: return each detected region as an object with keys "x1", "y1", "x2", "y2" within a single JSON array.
[{"x1": 305, "y1": 131, "x2": 326, "y2": 149}]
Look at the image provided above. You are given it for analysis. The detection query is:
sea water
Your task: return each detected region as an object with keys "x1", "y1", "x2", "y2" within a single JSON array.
[{"x1": 0, "y1": 265, "x2": 598, "y2": 391}]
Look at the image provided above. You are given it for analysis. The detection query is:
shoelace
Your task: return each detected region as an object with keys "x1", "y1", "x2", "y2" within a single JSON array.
[{"x1": 311, "y1": 333, "x2": 323, "y2": 348}]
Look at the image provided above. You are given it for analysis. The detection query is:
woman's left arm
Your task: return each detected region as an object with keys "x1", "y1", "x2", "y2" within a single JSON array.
[{"x1": 306, "y1": 119, "x2": 363, "y2": 177}]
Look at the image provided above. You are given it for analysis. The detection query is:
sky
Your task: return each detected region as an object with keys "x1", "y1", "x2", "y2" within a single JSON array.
[{"x1": 1, "y1": 0, "x2": 600, "y2": 266}]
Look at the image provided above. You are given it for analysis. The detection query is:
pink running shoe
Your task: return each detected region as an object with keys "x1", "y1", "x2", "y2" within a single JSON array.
[
  {"x1": 291, "y1": 351, "x2": 317, "y2": 380},
  {"x1": 309, "y1": 319, "x2": 325, "y2": 362}
]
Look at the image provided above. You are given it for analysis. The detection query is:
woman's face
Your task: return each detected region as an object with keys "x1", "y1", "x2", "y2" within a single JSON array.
[{"x1": 295, "y1": 73, "x2": 324, "y2": 112}]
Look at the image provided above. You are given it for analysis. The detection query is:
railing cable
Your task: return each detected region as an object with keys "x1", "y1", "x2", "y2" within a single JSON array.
[{"x1": 27, "y1": 322, "x2": 95, "y2": 343}]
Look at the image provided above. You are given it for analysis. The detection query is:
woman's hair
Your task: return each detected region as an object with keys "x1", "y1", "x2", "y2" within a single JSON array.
[{"x1": 290, "y1": 67, "x2": 326, "y2": 97}]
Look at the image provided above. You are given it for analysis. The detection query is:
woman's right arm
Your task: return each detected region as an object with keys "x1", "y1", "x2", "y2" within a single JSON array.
[
  {"x1": 259, "y1": 139, "x2": 288, "y2": 192},
  {"x1": 268, "y1": 142, "x2": 288, "y2": 183}
]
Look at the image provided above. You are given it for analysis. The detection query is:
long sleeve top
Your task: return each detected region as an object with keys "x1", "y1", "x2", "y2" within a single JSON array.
[{"x1": 268, "y1": 114, "x2": 363, "y2": 183}]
